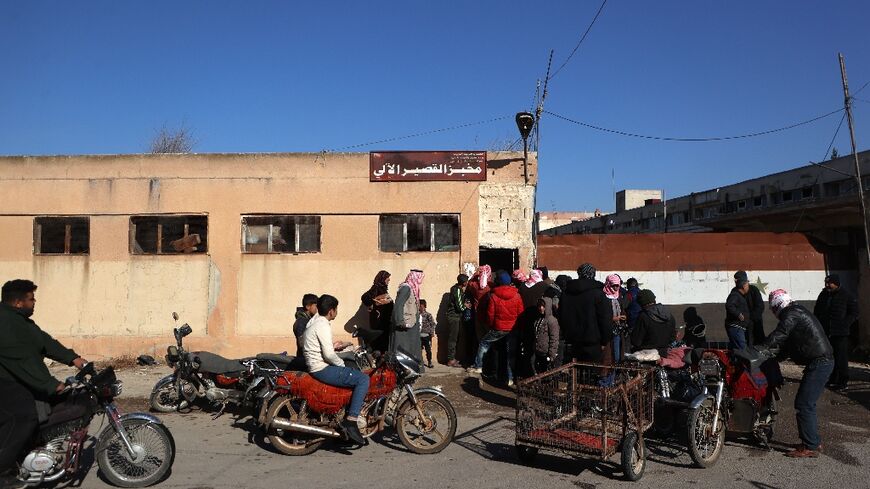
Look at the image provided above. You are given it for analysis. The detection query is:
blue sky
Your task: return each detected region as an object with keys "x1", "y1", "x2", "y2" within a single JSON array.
[{"x1": 2, "y1": 1, "x2": 870, "y2": 212}]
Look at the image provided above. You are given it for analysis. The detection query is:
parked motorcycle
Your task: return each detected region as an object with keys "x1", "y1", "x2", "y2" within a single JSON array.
[
  {"x1": 17, "y1": 363, "x2": 175, "y2": 487},
  {"x1": 150, "y1": 313, "x2": 297, "y2": 416},
  {"x1": 685, "y1": 347, "x2": 782, "y2": 467},
  {"x1": 260, "y1": 329, "x2": 457, "y2": 456}
]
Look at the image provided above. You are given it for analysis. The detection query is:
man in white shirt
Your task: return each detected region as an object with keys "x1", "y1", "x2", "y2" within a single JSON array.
[{"x1": 302, "y1": 294, "x2": 369, "y2": 445}]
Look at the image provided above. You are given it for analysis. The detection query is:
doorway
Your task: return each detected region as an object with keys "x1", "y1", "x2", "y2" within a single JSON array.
[{"x1": 478, "y1": 247, "x2": 518, "y2": 273}]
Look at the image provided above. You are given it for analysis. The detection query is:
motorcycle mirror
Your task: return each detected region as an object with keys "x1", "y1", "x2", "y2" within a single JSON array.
[
  {"x1": 172, "y1": 312, "x2": 179, "y2": 321},
  {"x1": 179, "y1": 324, "x2": 193, "y2": 337}
]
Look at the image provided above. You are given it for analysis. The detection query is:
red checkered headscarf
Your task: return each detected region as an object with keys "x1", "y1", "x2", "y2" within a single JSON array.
[{"x1": 403, "y1": 269, "x2": 424, "y2": 304}]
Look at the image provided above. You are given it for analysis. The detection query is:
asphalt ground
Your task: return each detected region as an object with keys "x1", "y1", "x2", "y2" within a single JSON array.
[{"x1": 37, "y1": 360, "x2": 870, "y2": 489}]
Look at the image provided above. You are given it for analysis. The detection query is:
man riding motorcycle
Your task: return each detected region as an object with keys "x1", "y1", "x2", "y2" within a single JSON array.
[
  {"x1": 301, "y1": 294, "x2": 368, "y2": 445},
  {"x1": 0, "y1": 279, "x2": 88, "y2": 483}
]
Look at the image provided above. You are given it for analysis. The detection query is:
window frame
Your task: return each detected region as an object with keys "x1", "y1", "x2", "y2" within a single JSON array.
[
  {"x1": 378, "y1": 213, "x2": 460, "y2": 253},
  {"x1": 129, "y1": 214, "x2": 209, "y2": 255},
  {"x1": 33, "y1": 216, "x2": 90, "y2": 255},
  {"x1": 240, "y1": 215, "x2": 322, "y2": 254}
]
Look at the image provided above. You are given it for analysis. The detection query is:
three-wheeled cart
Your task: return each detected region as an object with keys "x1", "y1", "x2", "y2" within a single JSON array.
[{"x1": 514, "y1": 362, "x2": 655, "y2": 481}]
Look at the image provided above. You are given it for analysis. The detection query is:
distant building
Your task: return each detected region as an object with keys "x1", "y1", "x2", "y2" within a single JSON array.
[
  {"x1": 616, "y1": 189, "x2": 662, "y2": 212},
  {"x1": 536, "y1": 211, "x2": 599, "y2": 231},
  {"x1": 542, "y1": 151, "x2": 870, "y2": 237}
]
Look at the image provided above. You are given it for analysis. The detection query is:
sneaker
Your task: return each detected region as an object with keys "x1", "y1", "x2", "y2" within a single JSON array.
[
  {"x1": 427, "y1": 362, "x2": 435, "y2": 369},
  {"x1": 340, "y1": 419, "x2": 366, "y2": 446},
  {"x1": 467, "y1": 367, "x2": 483, "y2": 374},
  {"x1": 507, "y1": 379, "x2": 515, "y2": 387},
  {"x1": 447, "y1": 359, "x2": 462, "y2": 368},
  {"x1": 785, "y1": 447, "x2": 820, "y2": 458}
]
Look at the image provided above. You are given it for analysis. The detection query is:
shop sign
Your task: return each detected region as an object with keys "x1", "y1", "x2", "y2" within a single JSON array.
[{"x1": 370, "y1": 151, "x2": 487, "y2": 182}]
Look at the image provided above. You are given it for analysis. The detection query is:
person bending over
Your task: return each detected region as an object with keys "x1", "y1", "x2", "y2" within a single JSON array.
[{"x1": 302, "y1": 294, "x2": 368, "y2": 445}]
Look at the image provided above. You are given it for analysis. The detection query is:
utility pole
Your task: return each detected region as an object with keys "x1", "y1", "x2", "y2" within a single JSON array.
[{"x1": 839, "y1": 53, "x2": 870, "y2": 267}]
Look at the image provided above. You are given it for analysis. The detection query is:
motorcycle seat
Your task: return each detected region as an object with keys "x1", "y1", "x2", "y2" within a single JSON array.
[
  {"x1": 255, "y1": 353, "x2": 296, "y2": 369},
  {"x1": 192, "y1": 351, "x2": 246, "y2": 374}
]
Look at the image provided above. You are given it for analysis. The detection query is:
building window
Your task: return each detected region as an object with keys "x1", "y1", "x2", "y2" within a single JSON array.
[
  {"x1": 130, "y1": 215, "x2": 207, "y2": 254},
  {"x1": 824, "y1": 181, "x2": 840, "y2": 197},
  {"x1": 379, "y1": 214, "x2": 460, "y2": 252},
  {"x1": 34, "y1": 217, "x2": 89, "y2": 255},
  {"x1": 753, "y1": 196, "x2": 764, "y2": 207},
  {"x1": 801, "y1": 187, "x2": 814, "y2": 199},
  {"x1": 737, "y1": 200, "x2": 747, "y2": 211},
  {"x1": 241, "y1": 215, "x2": 321, "y2": 253}
]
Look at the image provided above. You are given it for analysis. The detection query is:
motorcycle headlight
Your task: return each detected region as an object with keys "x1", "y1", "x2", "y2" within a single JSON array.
[{"x1": 166, "y1": 346, "x2": 179, "y2": 364}]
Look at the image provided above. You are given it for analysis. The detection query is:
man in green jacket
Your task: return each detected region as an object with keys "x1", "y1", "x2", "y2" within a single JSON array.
[{"x1": 0, "y1": 279, "x2": 87, "y2": 473}]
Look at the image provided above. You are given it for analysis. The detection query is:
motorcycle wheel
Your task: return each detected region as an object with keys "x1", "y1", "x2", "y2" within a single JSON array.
[
  {"x1": 620, "y1": 431, "x2": 646, "y2": 481},
  {"x1": 265, "y1": 396, "x2": 325, "y2": 456},
  {"x1": 396, "y1": 392, "x2": 457, "y2": 454},
  {"x1": 687, "y1": 398, "x2": 725, "y2": 468},
  {"x1": 149, "y1": 380, "x2": 192, "y2": 413},
  {"x1": 96, "y1": 419, "x2": 175, "y2": 488}
]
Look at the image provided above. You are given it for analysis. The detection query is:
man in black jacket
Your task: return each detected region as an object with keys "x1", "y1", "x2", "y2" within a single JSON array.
[
  {"x1": 0, "y1": 279, "x2": 87, "y2": 474},
  {"x1": 813, "y1": 274, "x2": 859, "y2": 390},
  {"x1": 760, "y1": 289, "x2": 834, "y2": 459},
  {"x1": 630, "y1": 290, "x2": 675, "y2": 354},
  {"x1": 558, "y1": 263, "x2": 611, "y2": 363},
  {"x1": 725, "y1": 277, "x2": 752, "y2": 350},
  {"x1": 734, "y1": 271, "x2": 766, "y2": 345}
]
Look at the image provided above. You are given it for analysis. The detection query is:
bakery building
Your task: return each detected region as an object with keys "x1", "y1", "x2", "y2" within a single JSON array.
[{"x1": 0, "y1": 150, "x2": 537, "y2": 359}]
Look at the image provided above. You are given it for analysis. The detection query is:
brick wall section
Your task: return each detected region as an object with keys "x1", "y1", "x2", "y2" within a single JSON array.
[{"x1": 479, "y1": 182, "x2": 536, "y2": 266}]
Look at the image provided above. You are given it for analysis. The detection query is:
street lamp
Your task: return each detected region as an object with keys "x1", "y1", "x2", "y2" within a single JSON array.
[{"x1": 516, "y1": 112, "x2": 535, "y2": 184}]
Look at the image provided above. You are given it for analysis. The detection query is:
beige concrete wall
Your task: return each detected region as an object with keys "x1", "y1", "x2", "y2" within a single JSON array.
[{"x1": 0, "y1": 151, "x2": 537, "y2": 359}]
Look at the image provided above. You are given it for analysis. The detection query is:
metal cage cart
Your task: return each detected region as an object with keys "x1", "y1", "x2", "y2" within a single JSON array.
[{"x1": 514, "y1": 362, "x2": 655, "y2": 481}]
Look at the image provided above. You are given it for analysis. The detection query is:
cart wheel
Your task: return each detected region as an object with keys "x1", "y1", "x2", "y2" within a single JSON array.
[
  {"x1": 515, "y1": 444, "x2": 538, "y2": 464},
  {"x1": 621, "y1": 432, "x2": 646, "y2": 481}
]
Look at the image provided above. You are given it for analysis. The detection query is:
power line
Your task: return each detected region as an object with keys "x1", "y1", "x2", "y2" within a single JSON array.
[
  {"x1": 854, "y1": 97, "x2": 870, "y2": 104},
  {"x1": 854, "y1": 79, "x2": 870, "y2": 96},
  {"x1": 548, "y1": 0, "x2": 608, "y2": 81},
  {"x1": 544, "y1": 108, "x2": 844, "y2": 142},
  {"x1": 327, "y1": 115, "x2": 512, "y2": 151},
  {"x1": 793, "y1": 112, "x2": 849, "y2": 232}
]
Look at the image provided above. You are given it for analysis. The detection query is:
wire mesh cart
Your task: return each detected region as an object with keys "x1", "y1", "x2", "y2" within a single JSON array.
[{"x1": 514, "y1": 362, "x2": 655, "y2": 481}]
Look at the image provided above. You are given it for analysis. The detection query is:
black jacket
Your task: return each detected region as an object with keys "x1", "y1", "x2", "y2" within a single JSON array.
[
  {"x1": 746, "y1": 285, "x2": 765, "y2": 325},
  {"x1": 558, "y1": 278, "x2": 612, "y2": 348},
  {"x1": 763, "y1": 304, "x2": 833, "y2": 365},
  {"x1": 630, "y1": 304, "x2": 676, "y2": 353},
  {"x1": 0, "y1": 304, "x2": 79, "y2": 399},
  {"x1": 725, "y1": 288, "x2": 752, "y2": 330},
  {"x1": 813, "y1": 287, "x2": 859, "y2": 337}
]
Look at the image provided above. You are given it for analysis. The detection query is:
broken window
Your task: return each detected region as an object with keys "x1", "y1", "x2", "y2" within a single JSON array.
[
  {"x1": 34, "y1": 217, "x2": 89, "y2": 255},
  {"x1": 130, "y1": 215, "x2": 208, "y2": 254},
  {"x1": 379, "y1": 214, "x2": 460, "y2": 252},
  {"x1": 241, "y1": 215, "x2": 321, "y2": 253}
]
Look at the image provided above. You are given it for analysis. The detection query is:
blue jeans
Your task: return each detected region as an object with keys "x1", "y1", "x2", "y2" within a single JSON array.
[
  {"x1": 795, "y1": 357, "x2": 834, "y2": 450},
  {"x1": 473, "y1": 330, "x2": 515, "y2": 381},
  {"x1": 310, "y1": 366, "x2": 370, "y2": 418},
  {"x1": 726, "y1": 326, "x2": 747, "y2": 350}
]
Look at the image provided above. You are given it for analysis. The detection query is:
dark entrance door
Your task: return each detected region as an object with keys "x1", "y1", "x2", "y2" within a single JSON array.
[{"x1": 478, "y1": 247, "x2": 518, "y2": 272}]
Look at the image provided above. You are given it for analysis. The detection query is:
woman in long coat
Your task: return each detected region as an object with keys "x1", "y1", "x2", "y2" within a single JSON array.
[{"x1": 361, "y1": 270, "x2": 393, "y2": 353}]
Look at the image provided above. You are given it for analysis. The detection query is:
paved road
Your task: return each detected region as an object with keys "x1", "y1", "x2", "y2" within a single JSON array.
[{"x1": 54, "y1": 363, "x2": 870, "y2": 488}]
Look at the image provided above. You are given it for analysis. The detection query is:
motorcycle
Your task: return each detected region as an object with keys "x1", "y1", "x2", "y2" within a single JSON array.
[
  {"x1": 685, "y1": 347, "x2": 782, "y2": 468},
  {"x1": 259, "y1": 329, "x2": 458, "y2": 456},
  {"x1": 150, "y1": 313, "x2": 297, "y2": 417},
  {"x1": 17, "y1": 362, "x2": 175, "y2": 487}
]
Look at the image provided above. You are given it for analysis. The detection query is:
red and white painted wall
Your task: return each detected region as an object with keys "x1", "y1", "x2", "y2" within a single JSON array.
[{"x1": 537, "y1": 233, "x2": 843, "y2": 342}]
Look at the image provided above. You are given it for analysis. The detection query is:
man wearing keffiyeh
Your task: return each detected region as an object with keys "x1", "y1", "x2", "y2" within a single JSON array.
[{"x1": 391, "y1": 269, "x2": 425, "y2": 371}]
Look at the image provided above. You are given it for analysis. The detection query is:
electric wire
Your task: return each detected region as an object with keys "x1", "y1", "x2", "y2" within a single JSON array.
[
  {"x1": 544, "y1": 108, "x2": 844, "y2": 142},
  {"x1": 792, "y1": 112, "x2": 848, "y2": 232},
  {"x1": 548, "y1": 0, "x2": 608, "y2": 81},
  {"x1": 326, "y1": 115, "x2": 512, "y2": 151},
  {"x1": 854, "y1": 79, "x2": 870, "y2": 96}
]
